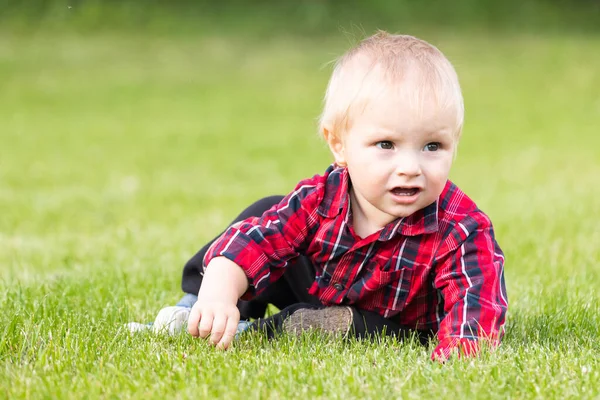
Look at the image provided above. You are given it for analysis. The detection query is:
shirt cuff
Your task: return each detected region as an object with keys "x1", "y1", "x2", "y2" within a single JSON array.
[{"x1": 431, "y1": 338, "x2": 481, "y2": 361}]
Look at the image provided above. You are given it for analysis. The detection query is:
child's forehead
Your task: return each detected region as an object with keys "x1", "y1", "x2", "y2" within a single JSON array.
[
  {"x1": 353, "y1": 72, "x2": 456, "y2": 118},
  {"x1": 345, "y1": 82, "x2": 461, "y2": 138}
]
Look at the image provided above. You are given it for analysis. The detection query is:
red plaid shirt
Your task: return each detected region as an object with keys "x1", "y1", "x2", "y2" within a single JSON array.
[{"x1": 205, "y1": 165, "x2": 508, "y2": 359}]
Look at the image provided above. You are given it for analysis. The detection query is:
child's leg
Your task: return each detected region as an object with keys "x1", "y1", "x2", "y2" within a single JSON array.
[
  {"x1": 249, "y1": 304, "x2": 433, "y2": 344},
  {"x1": 174, "y1": 293, "x2": 199, "y2": 308},
  {"x1": 349, "y1": 308, "x2": 433, "y2": 344},
  {"x1": 247, "y1": 254, "x2": 321, "y2": 317}
]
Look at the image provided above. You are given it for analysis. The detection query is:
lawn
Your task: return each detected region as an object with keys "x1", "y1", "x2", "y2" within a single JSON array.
[{"x1": 1, "y1": 25, "x2": 599, "y2": 398}]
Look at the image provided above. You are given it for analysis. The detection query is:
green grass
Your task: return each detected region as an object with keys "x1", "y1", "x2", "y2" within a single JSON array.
[{"x1": 1, "y1": 27, "x2": 600, "y2": 398}]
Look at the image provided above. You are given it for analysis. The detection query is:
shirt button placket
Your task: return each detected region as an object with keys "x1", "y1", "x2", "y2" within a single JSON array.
[{"x1": 333, "y1": 283, "x2": 344, "y2": 291}]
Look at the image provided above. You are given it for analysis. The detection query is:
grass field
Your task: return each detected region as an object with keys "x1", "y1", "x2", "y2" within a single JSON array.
[{"x1": 1, "y1": 24, "x2": 600, "y2": 399}]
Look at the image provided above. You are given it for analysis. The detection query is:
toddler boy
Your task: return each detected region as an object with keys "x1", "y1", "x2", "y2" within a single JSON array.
[{"x1": 149, "y1": 31, "x2": 508, "y2": 360}]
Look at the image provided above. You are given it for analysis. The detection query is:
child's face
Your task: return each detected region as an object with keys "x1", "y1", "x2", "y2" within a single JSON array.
[{"x1": 328, "y1": 90, "x2": 458, "y2": 229}]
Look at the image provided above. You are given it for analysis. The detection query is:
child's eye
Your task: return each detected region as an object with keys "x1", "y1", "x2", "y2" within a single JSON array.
[
  {"x1": 376, "y1": 141, "x2": 394, "y2": 150},
  {"x1": 424, "y1": 142, "x2": 441, "y2": 152}
]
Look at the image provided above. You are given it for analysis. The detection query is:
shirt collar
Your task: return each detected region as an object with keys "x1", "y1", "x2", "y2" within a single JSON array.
[
  {"x1": 316, "y1": 165, "x2": 348, "y2": 218},
  {"x1": 378, "y1": 200, "x2": 439, "y2": 239},
  {"x1": 316, "y1": 165, "x2": 440, "y2": 238}
]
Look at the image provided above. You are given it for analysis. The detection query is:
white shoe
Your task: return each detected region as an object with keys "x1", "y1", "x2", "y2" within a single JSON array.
[
  {"x1": 125, "y1": 322, "x2": 152, "y2": 333},
  {"x1": 152, "y1": 306, "x2": 191, "y2": 335},
  {"x1": 126, "y1": 306, "x2": 252, "y2": 336}
]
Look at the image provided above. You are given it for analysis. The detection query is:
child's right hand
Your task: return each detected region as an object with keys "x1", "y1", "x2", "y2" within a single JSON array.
[
  {"x1": 187, "y1": 257, "x2": 249, "y2": 350},
  {"x1": 187, "y1": 296, "x2": 240, "y2": 349}
]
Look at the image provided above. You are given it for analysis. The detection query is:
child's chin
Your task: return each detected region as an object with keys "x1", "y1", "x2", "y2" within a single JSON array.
[
  {"x1": 390, "y1": 208, "x2": 417, "y2": 219},
  {"x1": 380, "y1": 202, "x2": 421, "y2": 221}
]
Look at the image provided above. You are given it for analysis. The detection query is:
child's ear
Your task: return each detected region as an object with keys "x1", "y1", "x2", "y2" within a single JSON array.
[{"x1": 322, "y1": 125, "x2": 347, "y2": 167}]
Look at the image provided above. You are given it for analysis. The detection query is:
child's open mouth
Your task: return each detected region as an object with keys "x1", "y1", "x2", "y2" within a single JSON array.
[{"x1": 391, "y1": 187, "x2": 421, "y2": 196}]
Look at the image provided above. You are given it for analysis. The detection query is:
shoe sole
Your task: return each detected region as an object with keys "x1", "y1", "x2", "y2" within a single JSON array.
[{"x1": 282, "y1": 306, "x2": 353, "y2": 337}]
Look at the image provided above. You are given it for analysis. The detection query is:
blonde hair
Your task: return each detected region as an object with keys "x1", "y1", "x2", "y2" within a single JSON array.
[{"x1": 319, "y1": 31, "x2": 464, "y2": 140}]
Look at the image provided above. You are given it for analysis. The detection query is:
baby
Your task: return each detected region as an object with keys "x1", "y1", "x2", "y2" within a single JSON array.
[{"x1": 145, "y1": 31, "x2": 508, "y2": 361}]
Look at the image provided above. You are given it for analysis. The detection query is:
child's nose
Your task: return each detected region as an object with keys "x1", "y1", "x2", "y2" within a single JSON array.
[{"x1": 394, "y1": 152, "x2": 422, "y2": 176}]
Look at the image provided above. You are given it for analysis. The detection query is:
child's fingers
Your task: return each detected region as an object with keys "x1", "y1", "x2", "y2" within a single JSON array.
[
  {"x1": 187, "y1": 304, "x2": 202, "y2": 337},
  {"x1": 197, "y1": 310, "x2": 214, "y2": 339},
  {"x1": 217, "y1": 315, "x2": 239, "y2": 350},
  {"x1": 209, "y1": 314, "x2": 227, "y2": 345}
]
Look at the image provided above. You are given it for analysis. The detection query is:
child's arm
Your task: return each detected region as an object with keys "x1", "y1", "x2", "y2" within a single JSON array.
[
  {"x1": 201, "y1": 175, "x2": 327, "y2": 301},
  {"x1": 432, "y1": 213, "x2": 508, "y2": 361},
  {"x1": 186, "y1": 171, "x2": 331, "y2": 348},
  {"x1": 187, "y1": 256, "x2": 249, "y2": 349}
]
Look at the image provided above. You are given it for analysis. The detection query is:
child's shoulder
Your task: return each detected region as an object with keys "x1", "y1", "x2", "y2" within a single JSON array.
[
  {"x1": 292, "y1": 164, "x2": 346, "y2": 197},
  {"x1": 290, "y1": 164, "x2": 346, "y2": 217},
  {"x1": 294, "y1": 164, "x2": 342, "y2": 188},
  {"x1": 437, "y1": 180, "x2": 495, "y2": 236}
]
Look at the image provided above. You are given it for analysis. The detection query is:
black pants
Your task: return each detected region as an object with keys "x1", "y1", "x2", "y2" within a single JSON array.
[{"x1": 181, "y1": 196, "x2": 431, "y2": 344}]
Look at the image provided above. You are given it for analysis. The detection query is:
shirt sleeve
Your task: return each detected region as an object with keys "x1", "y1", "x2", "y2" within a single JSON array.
[
  {"x1": 432, "y1": 212, "x2": 508, "y2": 361},
  {"x1": 203, "y1": 177, "x2": 324, "y2": 299}
]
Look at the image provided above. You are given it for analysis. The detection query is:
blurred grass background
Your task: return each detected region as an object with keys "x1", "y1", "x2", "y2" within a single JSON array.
[
  {"x1": 1, "y1": 1, "x2": 600, "y2": 398},
  {"x1": 2, "y1": 0, "x2": 600, "y2": 35}
]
